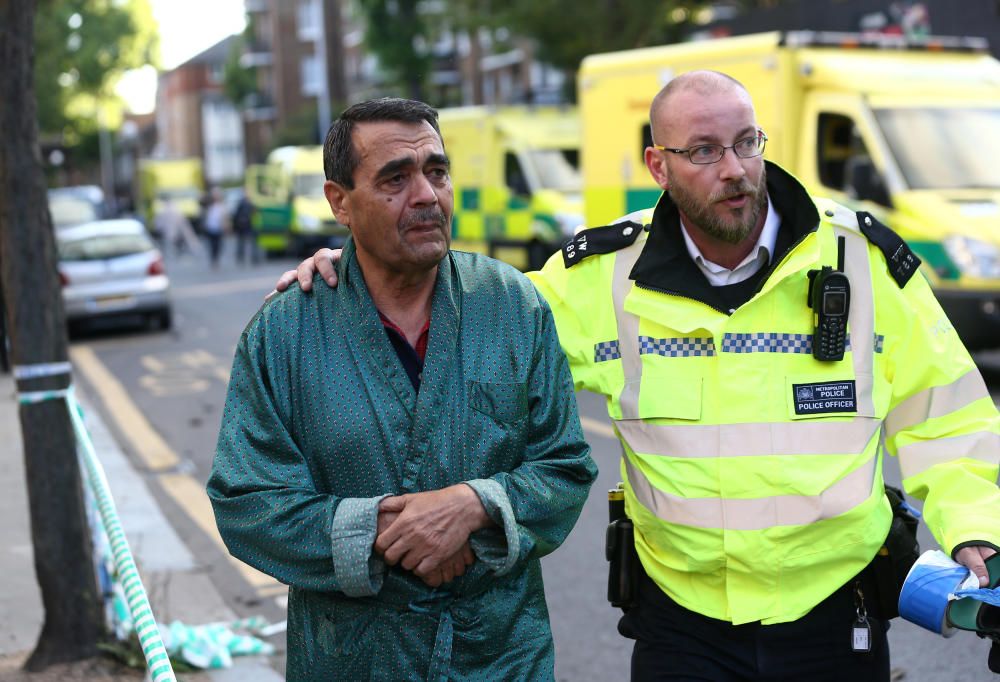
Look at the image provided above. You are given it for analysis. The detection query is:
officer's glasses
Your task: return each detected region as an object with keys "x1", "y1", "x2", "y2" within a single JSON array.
[{"x1": 654, "y1": 130, "x2": 767, "y2": 165}]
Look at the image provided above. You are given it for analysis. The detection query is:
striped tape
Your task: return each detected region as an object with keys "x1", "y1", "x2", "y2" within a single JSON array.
[
  {"x1": 18, "y1": 388, "x2": 71, "y2": 404},
  {"x1": 13, "y1": 361, "x2": 72, "y2": 380},
  {"x1": 66, "y1": 388, "x2": 177, "y2": 682}
]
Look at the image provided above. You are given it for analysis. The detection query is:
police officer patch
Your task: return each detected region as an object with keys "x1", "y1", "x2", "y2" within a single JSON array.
[
  {"x1": 562, "y1": 221, "x2": 644, "y2": 268},
  {"x1": 793, "y1": 380, "x2": 858, "y2": 415}
]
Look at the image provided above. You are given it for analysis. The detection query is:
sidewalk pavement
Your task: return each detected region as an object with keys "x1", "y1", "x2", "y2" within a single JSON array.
[{"x1": 0, "y1": 374, "x2": 283, "y2": 680}]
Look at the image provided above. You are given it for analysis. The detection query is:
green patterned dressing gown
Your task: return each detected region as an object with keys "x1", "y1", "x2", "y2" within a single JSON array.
[{"x1": 208, "y1": 239, "x2": 597, "y2": 681}]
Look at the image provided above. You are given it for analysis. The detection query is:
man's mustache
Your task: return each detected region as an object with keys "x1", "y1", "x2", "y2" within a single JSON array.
[
  {"x1": 710, "y1": 181, "x2": 757, "y2": 203},
  {"x1": 402, "y1": 208, "x2": 448, "y2": 229}
]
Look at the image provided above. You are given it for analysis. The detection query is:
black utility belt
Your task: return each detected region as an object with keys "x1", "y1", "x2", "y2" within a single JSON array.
[{"x1": 605, "y1": 484, "x2": 921, "y2": 620}]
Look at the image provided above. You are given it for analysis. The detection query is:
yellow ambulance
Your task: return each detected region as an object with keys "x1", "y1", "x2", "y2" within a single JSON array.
[
  {"x1": 138, "y1": 158, "x2": 203, "y2": 231},
  {"x1": 245, "y1": 146, "x2": 348, "y2": 256},
  {"x1": 579, "y1": 31, "x2": 1000, "y2": 349},
  {"x1": 439, "y1": 106, "x2": 583, "y2": 270}
]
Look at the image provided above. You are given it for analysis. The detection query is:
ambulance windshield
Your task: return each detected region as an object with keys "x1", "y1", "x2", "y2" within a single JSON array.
[
  {"x1": 527, "y1": 149, "x2": 582, "y2": 193},
  {"x1": 875, "y1": 107, "x2": 1000, "y2": 191}
]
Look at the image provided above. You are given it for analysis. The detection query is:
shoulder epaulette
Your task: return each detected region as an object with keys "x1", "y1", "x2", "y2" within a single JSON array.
[
  {"x1": 562, "y1": 221, "x2": 643, "y2": 268},
  {"x1": 856, "y1": 211, "x2": 921, "y2": 288}
]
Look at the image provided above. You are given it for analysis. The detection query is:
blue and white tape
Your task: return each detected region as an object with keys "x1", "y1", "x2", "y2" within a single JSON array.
[{"x1": 898, "y1": 550, "x2": 980, "y2": 637}]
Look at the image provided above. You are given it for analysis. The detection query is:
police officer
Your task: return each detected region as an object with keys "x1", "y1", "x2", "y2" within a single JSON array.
[
  {"x1": 274, "y1": 71, "x2": 1000, "y2": 681},
  {"x1": 528, "y1": 70, "x2": 1000, "y2": 681}
]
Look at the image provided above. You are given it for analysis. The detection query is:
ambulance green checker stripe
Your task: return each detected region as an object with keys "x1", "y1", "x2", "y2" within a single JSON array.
[{"x1": 452, "y1": 187, "x2": 560, "y2": 243}]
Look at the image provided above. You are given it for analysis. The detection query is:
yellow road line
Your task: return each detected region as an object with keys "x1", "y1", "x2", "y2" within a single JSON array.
[
  {"x1": 71, "y1": 345, "x2": 280, "y2": 595},
  {"x1": 160, "y1": 473, "x2": 279, "y2": 592},
  {"x1": 580, "y1": 415, "x2": 616, "y2": 440},
  {"x1": 71, "y1": 346, "x2": 180, "y2": 472}
]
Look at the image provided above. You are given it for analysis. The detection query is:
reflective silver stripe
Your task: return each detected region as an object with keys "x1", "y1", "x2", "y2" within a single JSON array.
[
  {"x1": 612, "y1": 236, "x2": 646, "y2": 419},
  {"x1": 615, "y1": 417, "x2": 880, "y2": 458},
  {"x1": 837, "y1": 225, "x2": 876, "y2": 416},
  {"x1": 897, "y1": 430, "x2": 1000, "y2": 480},
  {"x1": 624, "y1": 450, "x2": 878, "y2": 530},
  {"x1": 885, "y1": 369, "x2": 991, "y2": 440}
]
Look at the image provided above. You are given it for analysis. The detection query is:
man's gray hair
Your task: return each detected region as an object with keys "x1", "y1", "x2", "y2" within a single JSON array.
[{"x1": 323, "y1": 98, "x2": 442, "y2": 188}]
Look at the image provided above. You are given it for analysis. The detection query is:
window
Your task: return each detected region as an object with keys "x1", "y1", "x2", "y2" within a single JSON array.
[
  {"x1": 504, "y1": 153, "x2": 530, "y2": 196},
  {"x1": 816, "y1": 113, "x2": 855, "y2": 189},
  {"x1": 524, "y1": 149, "x2": 581, "y2": 193},
  {"x1": 874, "y1": 107, "x2": 1000, "y2": 191},
  {"x1": 300, "y1": 54, "x2": 321, "y2": 96},
  {"x1": 58, "y1": 233, "x2": 154, "y2": 261},
  {"x1": 816, "y1": 112, "x2": 891, "y2": 206},
  {"x1": 207, "y1": 63, "x2": 224, "y2": 85},
  {"x1": 296, "y1": 0, "x2": 320, "y2": 41}
]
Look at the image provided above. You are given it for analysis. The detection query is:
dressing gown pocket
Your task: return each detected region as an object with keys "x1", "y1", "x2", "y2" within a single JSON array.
[
  {"x1": 468, "y1": 380, "x2": 528, "y2": 424},
  {"x1": 289, "y1": 593, "x2": 376, "y2": 680},
  {"x1": 466, "y1": 381, "x2": 529, "y2": 477}
]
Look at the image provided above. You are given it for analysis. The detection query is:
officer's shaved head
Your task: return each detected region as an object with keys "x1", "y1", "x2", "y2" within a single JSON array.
[{"x1": 649, "y1": 70, "x2": 751, "y2": 145}]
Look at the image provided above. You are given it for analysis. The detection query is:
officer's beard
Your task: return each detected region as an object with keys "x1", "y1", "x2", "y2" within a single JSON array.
[{"x1": 669, "y1": 165, "x2": 768, "y2": 245}]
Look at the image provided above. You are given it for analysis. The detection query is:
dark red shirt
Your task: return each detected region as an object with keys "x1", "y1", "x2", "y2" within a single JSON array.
[{"x1": 378, "y1": 311, "x2": 430, "y2": 389}]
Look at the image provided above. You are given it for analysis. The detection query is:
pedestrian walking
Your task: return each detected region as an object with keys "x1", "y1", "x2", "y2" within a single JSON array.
[
  {"x1": 231, "y1": 190, "x2": 258, "y2": 264},
  {"x1": 154, "y1": 197, "x2": 201, "y2": 259},
  {"x1": 202, "y1": 187, "x2": 227, "y2": 269}
]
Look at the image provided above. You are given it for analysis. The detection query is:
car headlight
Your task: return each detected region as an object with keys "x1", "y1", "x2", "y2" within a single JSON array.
[
  {"x1": 298, "y1": 214, "x2": 320, "y2": 232},
  {"x1": 943, "y1": 235, "x2": 1000, "y2": 279}
]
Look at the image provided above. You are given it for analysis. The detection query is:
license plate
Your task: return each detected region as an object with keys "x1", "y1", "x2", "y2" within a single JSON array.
[{"x1": 89, "y1": 295, "x2": 134, "y2": 310}]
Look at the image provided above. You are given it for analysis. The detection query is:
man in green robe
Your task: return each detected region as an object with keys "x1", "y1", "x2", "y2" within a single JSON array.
[{"x1": 208, "y1": 98, "x2": 597, "y2": 681}]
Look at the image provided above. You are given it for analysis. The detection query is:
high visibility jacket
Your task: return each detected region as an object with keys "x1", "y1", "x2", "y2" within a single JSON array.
[{"x1": 529, "y1": 163, "x2": 1000, "y2": 625}]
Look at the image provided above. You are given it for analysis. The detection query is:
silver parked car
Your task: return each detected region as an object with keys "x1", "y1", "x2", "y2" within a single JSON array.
[
  {"x1": 57, "y1": 219, "x2": 172, "y2": 331},
  {"x1": 48, "y1": 185, "x2": 106, "y2": 230}
]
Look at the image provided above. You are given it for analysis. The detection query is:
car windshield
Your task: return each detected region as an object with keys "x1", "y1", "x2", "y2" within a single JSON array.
[
  {"x1": 59, "y1": 233, "x2": 154, "y2": 261},
  {"x1": 874, "y1": 107, "x2": 1000, "y2": 190},
  {"x1": 525, "y1": 149, "x2": 581, "y2": 193},
  {"x1": 293, "y1": 173, "x2": 326, "y2": 198},
  {"x1": 49, "y1": 196, "x2": 100, "y2": 228}
]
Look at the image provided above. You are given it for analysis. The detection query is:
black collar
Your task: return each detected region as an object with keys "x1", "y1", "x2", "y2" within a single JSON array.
[{"x1": 629, "y1": 161, "x2": 821, "y2": 310}]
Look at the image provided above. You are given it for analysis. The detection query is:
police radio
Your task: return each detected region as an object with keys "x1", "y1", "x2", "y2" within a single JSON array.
[{"x1": 807, "y1": 236, "x2": 850, "y2": 361}]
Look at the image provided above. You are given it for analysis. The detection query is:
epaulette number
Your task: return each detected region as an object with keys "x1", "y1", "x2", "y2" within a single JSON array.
[
  {"x1": 857, "y1": 211, "x2": 921, "y2": 288},
  {"x1": 562, "y1": 221, "x2": 643, "y2": 268}
]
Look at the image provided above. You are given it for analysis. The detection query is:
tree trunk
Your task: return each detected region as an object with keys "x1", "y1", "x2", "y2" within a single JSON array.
[
  {"x1": 323, "y1": 0, "x2": 347, "y2": 106},
  {"x1": 0, "y1": 0, "x2": 104, "y2": 669},
  {"x1": 467, "y1": 27, "x2": 484, "y2": 105},
  {"x1": 400, "y1": 0, "x2": 425, "y2": 101}
]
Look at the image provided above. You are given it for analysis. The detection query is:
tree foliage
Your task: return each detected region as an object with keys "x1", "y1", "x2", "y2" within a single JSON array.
[
  {"x1": 34, "y1": 0, "x2": 158, "y2": 149},
  {"x1": 501, "y1": 1, "x2": 779, "y2": 76},
  {"x1": 222, "y1": 36, "x2": 258, "y2": 109},
  {"x1": 355, "y1": 0, "x2": 785, "y2": 102},
  {"x1": 356, "y1": 0, "x2": 433, "y2": 100}
]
